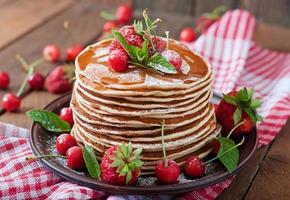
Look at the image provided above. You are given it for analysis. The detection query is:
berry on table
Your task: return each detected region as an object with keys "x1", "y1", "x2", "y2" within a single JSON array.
[
  {"x1": 66, "y1": 146, "x2": 85, "y2": 169},
  {"x1": 0, "y1": 71, "x2": 10, "y2": 89},
  {"x1": 216, "y1": 87, "x2": 262, "y2": 137},
  {"x1": 185, "y1": 156, "x2": 205, "y2": 178},
  {"x1": 2, "y1": 93, "x2": 21, "y2": 112},
  {"x1": 162, "y1": 50, "x2": 182, "y2": 71},
  {"x1": 59, "y1": 107, "x2": 74, "y2": 126},
  {"x1": 45, "y1": 66, "x2": 72, "y2": 94},
  {"x1": 101, "y1": 143, "x2": 143, "y2": 185},
  {"x1": 103, "y1": 21, "x2": 118, "y2": 32},
  {"x1": 116, "y1": 3, "x2": 133, "y2": 24},
  {"x1": 56, "y1": 133, "x2": 77, "y2": 155},
  {"x1": 66, "y1": 44, "x2": 84, "y2": 62},
  {"x1": 155, "y1": 121, "x2": 180, "y2": 184},
  {"x1": 43, "y1": 44, "x2": 61, "y2": 62},
  {"x1": 179, "y1": 27, "x2": 196, "y2": 42},
  {"x1": 108, "y1": 49, "x2": 129, "y2": 72},
  {"x1": 155, "y1": 159, "x2": 180, "y2": 184},
  {"x1": 28, "y1": 73, "x2": 45, "y2": 90}
]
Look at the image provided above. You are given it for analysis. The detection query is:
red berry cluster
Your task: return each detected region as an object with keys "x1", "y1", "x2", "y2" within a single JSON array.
[{"x1": 108, "y1": 25, "x2": 182, "y2": 73}]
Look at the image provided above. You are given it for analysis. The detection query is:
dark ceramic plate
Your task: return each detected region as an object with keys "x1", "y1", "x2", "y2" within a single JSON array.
[{"x1": 29, "y1": 93, "x2": 258, "y2": 195}]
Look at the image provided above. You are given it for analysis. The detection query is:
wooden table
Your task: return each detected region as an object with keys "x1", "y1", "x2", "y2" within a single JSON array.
[{"x1": 0, "y1": 1, "x2": 289, "y2": 199}]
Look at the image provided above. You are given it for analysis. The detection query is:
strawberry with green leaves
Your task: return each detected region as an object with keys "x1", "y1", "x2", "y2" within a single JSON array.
[
  {"x1": 101, "y1": 142, "x2": 143, "y2": 185},
  {"x1": 216, "y1": 87, "x2": 262, "y2": 137}
]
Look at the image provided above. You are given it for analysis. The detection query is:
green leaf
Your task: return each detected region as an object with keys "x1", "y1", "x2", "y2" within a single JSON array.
[
  {"x1": 110, "y1": 159, "x2": 125, "y2": 168},
  {"x1": 82, "y1": 145, "x2": 101, "y2": 179},
  {"x1": 250, "y1": 99, "x2": 262, "y2": 108},
  {"x1": 134, "y1": 20, "x2": 144, "y2": 36},
  {"x1": 236, "y1": 87, "x2": 250, "y2": 102},
  {"x1": 27, "y1": 109, "x2": 71, "y2": 133},
  {"x1": 147, "y1": 53, "x2": 177, "y2": 74},
  {"x1": 217, "y1": 137, "x2": 239, "y2": 173},
  {"x1": 133, "y1": 148, "x2": 143, "y2": 157},
  {"x1": 233, "y1": 108, "x2": 242, "y2": 125},
  {"x1": 119, "y1": 164, "x2": 129, "y2": 176},
  {"x1": 126, "y1": 170, "x2": 132, "y2": 184},
  {"x1": 120, "y1": 143, "x2": 128, "y2": 157},
  {"x1": 223, "y1": 94, "x2": 237, "y2": 106}
]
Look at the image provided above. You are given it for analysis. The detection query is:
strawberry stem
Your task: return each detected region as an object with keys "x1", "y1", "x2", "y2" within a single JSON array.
[
  {"x1": 26, "y1": 154, "x2": 66, "y2": 161},
  {"x1": 165, "y1": 31, "x2": 170, "y2": 51},
  {"x1": 204, "y1": 136, "x2": 245, "y2": 165},
  {"x1": 16, "y1": 54, "x2": 30, "y2": 72},
  {"x1": 63, "y1": 20, "x2": 76, "y2": 45},
  {"x1": 227, "y1": 119, "x2": 246, "y2": 139},
  {"x1": 99, "y1": 11, "x2": 116, "y2": 21},
  {"x1": 161, "y1": 120, "x2": 168, "y2": 167}
]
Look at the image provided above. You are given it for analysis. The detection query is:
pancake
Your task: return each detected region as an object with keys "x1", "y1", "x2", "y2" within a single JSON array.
[{"x1": 71, "y1": 38, "x2": 220, "y2": 174}]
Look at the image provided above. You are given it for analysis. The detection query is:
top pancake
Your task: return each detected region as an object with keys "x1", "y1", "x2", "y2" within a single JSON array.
[{"x1": 75, "y1": 39, "x2": 211, "y2": 90}]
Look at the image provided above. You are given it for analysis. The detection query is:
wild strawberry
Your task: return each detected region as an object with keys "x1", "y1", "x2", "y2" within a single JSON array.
[
  {"x1": 28, "y1": 73, "x2": 45, "y2": 90},
  {"x1": 216, "y1": 87, "x2": 262, "y2": 137},
  {"x1": 59, "y1": 107, "x2": 74, "y2": 126},
  {"x1": 0, "y1": 71, "x2": 10, "y2": 89},
  {"x1": 101, "y1": 143, "x2": 143, "y2": 185},
  {"x1": 116, "y1": 4, "x2": 133, "y2": 24},
  {"x1": 2, "y1": 93, "x2": 21, "y2": 112},
  {"x1": 179, "y1": 27, "x2": 196, "y2": 42},
  {"x1": 155, "y1": 160, "x2": 180, "y2": 184},
  {"x1": 66, "y1": 146, "x2": 85, "y2": 169},
  {"x1": 45, "y1": 66, "x2": 72, "y2": 94},
  {"x1": 43, "y1": 45, "x2": 61, "y2": 62},
  {"x1": 108, "y1": 49, "x2": 129, "y2": 72},
  {"x1": 103, "y1": 21, "x2": 118, "y2": 32},
  {"x1": 66, "y1": 44, "x2": 84, "y2": 62},
  {"x1": 185, "y1": 156, "x2": 205, "y2": 178},
  {"x1": 109, "y1": 25, "x2": 144, "y2": 52},
  {"x1": 162, "y1": 50, "x2": 182, "y2": 71},
  {"x1": 155, "y1": 121, "x2": 180, "y2": 184},
  {"x1": 148, "y1": 36, "x2": 166, "y2": 56},
  {"x1": 56, "y1": 134, "x2": 77, "y2": 155}
]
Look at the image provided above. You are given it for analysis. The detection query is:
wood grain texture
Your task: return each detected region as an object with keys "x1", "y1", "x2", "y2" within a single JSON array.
[
  {"x1": 245, "y1": 119, "x2": 290, "y2": 200},
  {"x1": 217, "y1": 146, "x2": 269, "y2": 200},
  {"x1": 133, "y1": 0, "x2": 196, "y2": 16},
  {"x1": 0, "y1": 0, "x2": 125, "y2": 127},
  {"x1": 0, "y1": 0, "x2": 74, "y2": 50}
]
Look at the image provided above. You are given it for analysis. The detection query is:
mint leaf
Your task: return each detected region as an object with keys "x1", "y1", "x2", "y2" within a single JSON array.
[
  {"x1": 82, "y1": 145, "x2": 101, "y2": 179},
  {"x1": 147, "y1": 53, "x2": 177, "y2": 74},
  {"x1": 27, "y1": 109, "x2": 71, "y2": 133},
  {"x1": 223, "y1": 94, "x2": 237, "y2": 106},
  {"x1": 217, "y1": 137, "x2": 239, "y2": 173},
  {"x1": 233, "y1": 108, "x2": 242, "y2": 125}
]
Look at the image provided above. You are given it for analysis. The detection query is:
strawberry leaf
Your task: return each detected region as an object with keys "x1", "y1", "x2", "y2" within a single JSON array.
[
  {"x1": 223, "y1": 94, "x2": 237, "y2": 106},
  {"x1": 216, "y1": 137, "x2": 239, "y2": 173},
  {"x1": 250, "y1": 99, "x2": 262, "y2": 108},
  {"x1": 233, "y1": 108, "x2": 242, "y2": 125},
  {"x1": 126, "y1": 170, "x2": 132, "y2": 184},
  {"x1": 27, "y1": 109, "x2": 71, "y2": 133},
  {"x1": 82, "y1": 145, "x2": 101, "y2": 179}
]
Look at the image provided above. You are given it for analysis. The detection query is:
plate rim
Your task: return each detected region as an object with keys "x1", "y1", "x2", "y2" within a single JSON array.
[{"x1": 29, "y1": 92, "x2": 259, "y2": 195}]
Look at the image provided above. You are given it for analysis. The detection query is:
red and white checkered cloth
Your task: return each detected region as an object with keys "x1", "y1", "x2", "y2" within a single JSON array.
[{"x1": 1, "y1": 9, "x2": 290, "y2": 200}]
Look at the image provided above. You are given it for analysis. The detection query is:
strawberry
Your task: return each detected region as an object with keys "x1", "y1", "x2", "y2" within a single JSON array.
[
  {"x1": 45, "y1": 66, "x2": 73, "y2": 94},
  {"x1": 216, "y1": 87, "x2": 262, "y2": 137},
  {"x1": 109, "y1": 25, "x2": 144, "y2": 52},
  {"x1": 101, "y1": 143, "x2": 143, "y2": 185}
]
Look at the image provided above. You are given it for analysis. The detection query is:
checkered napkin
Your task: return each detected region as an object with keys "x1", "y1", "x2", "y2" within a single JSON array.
[{"x1": 1, "y1": 9, "x2": 290, "y2": 200}]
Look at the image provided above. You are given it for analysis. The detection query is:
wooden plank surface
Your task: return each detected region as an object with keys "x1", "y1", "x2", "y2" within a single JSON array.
[
  {"x1": 0, "y1": 0, "x2": 74, "y2": 50},
  {"x1": 0, "y1": 0, "x2": 128, "y2": 127},
  {"x1": 245, "y1": 119, "x2": 290, "y2": 199}
]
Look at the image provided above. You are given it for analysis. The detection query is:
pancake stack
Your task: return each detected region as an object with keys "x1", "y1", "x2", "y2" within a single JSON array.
[{"x1": 71, "y1": 38, "x2": 220, "y2": 175}]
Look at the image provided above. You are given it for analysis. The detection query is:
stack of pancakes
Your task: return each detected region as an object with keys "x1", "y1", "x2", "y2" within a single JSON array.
[{"x1": 71, "y1": 38, "x2": 220, "y2": 175}]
